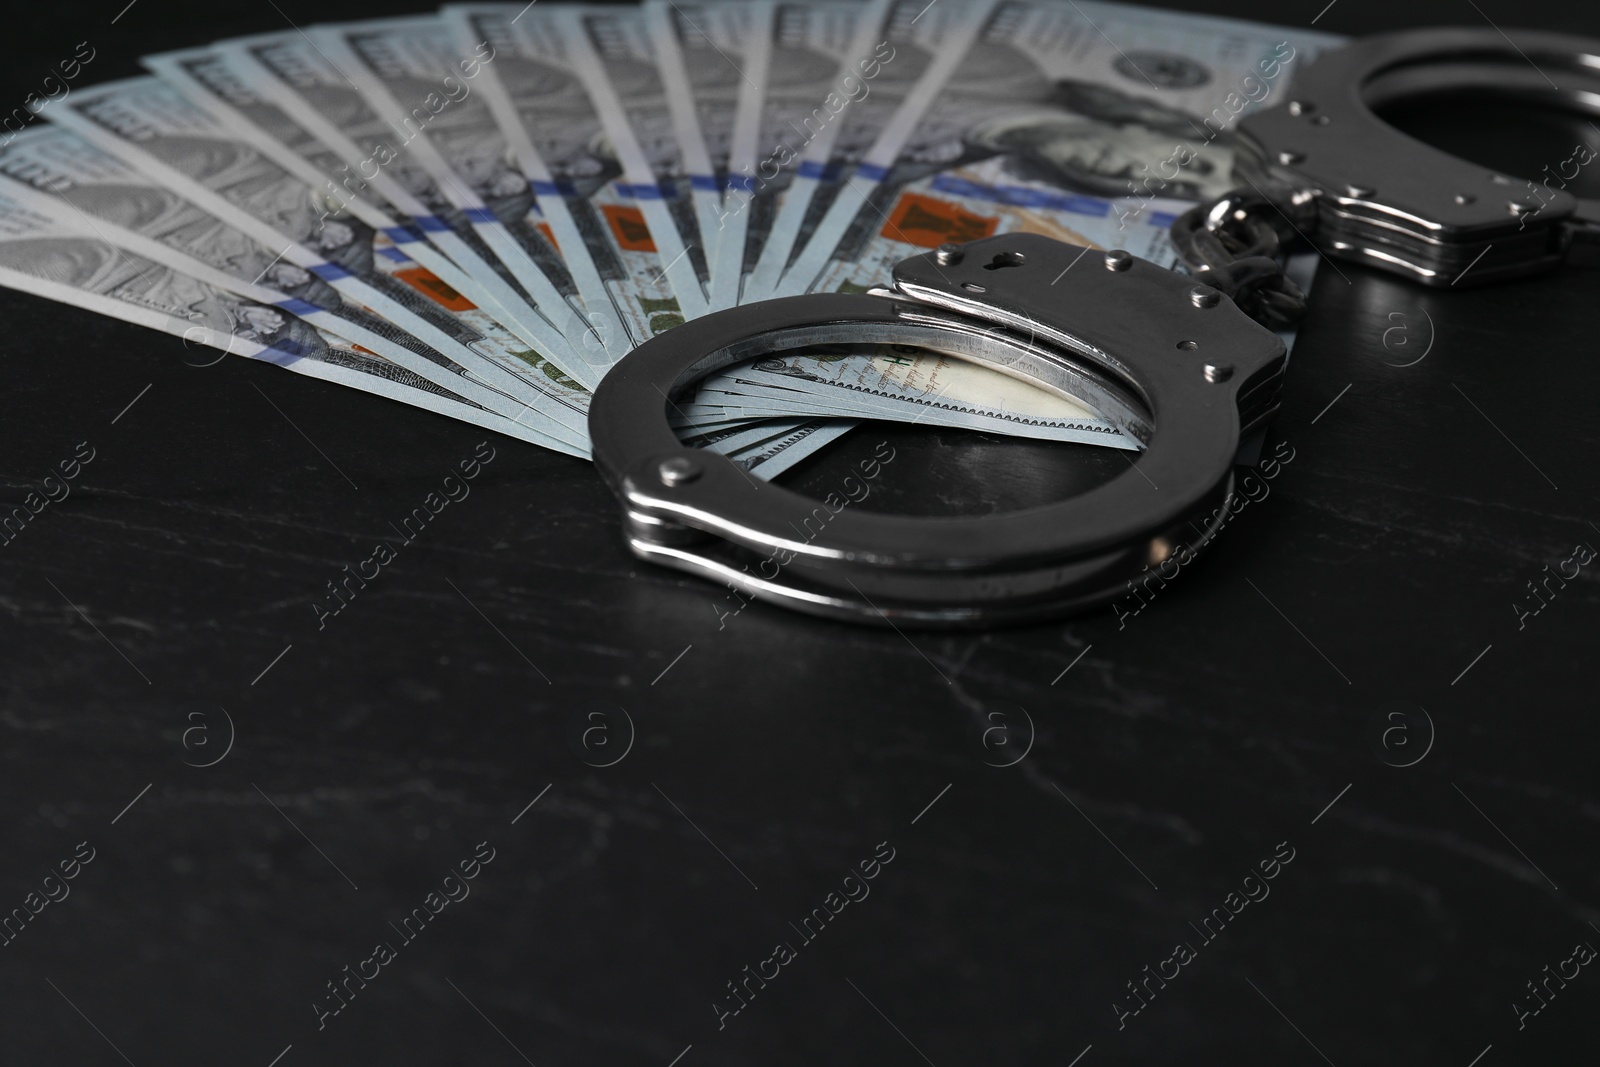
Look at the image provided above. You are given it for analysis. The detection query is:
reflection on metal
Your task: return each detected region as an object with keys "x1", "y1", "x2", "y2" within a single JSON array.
[
  {"x1": 591, "y1": 234, "x2": 1284, "y2": 627},
  {"x1": 1175, "y1": 27, "x2": 1600, "y2": 297}
]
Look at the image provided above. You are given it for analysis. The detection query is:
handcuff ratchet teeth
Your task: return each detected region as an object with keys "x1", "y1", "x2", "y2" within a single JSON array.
[{"x1": 589, "y1": 233, "x2": 1285, "y2": 627}]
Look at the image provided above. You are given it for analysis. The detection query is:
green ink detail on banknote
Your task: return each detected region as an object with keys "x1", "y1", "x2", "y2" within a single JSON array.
[
  {"x1": 516, "y1": 350, "x2": 582, "y2": 390},
  {"x1": 638, "y1": 294, "x2": 685, "y2": 334}
]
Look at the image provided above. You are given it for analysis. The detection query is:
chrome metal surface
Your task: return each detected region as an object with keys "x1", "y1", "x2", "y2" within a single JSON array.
[
  {"x1": 589, "y1": 234, "x2": 1286, "y2": 627},
  {"x1": 1183, "y1": 26, "x2": 1600, "y2": 292}
]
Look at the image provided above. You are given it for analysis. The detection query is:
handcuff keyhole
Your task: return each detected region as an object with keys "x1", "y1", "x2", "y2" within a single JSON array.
[
  {"x1": 983, "y1": 252, "x2": 1027, "y2": 271},
  {"x1": 1176, "y1": 340, "x2": 1198, "y2": 351}
]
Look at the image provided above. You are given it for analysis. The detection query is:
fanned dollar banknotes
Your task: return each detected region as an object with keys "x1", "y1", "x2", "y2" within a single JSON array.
[{"x1": 0, "y1": 1, "x2": 1342, "y2": 478}]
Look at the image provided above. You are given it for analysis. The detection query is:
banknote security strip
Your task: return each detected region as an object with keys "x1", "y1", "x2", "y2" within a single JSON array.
[
  {"x1": 588, "y1": 233, "x2": 1286, "y2": 627},
  {"x1": 1170, "y1": 26, "x2": 1600, "y2": 298}
]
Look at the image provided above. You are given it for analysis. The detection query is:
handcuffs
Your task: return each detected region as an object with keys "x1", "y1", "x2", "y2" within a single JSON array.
[
  {"x1": 1170, "y1": 25, "x2": 1600, "y2": 305},
  {"x1": 589, "y1": 26, "x2": 1600, "y2": 627}
]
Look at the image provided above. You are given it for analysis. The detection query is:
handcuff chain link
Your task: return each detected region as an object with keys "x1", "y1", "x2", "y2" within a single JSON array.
[{"x1": 1169, "y1": 178, "x2": 1317, "y2": 331}]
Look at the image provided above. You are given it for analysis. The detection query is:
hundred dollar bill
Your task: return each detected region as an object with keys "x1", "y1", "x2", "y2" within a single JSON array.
[
  {"x1": 681, "y1": 1, "x2": 774, "y2": 308},
  {"x1": 676, "y1": 414, "x2": 851, "y2": 470},
  {"x1": 206, "y1": 31, "x2": 593, "y2": 384},
  {"x1": 809, "y1": 157, "x2": 1186, "y2": 297},
  {"x1": 666, "y1": 415, "x2": 857, "y2": 479},
  {"x1": 0, "y1": 187, "x2": 587, "y2": 457},
  {"x1": 736, "y1": 2, "x2": 1342, "y2": 446},
  {"x1": 43, "y1": 75, "x2": 593, "y2": 432},
  {"x1": 444, "y1": 3, "x2": 692, "y2": 346},
  {"x1": 185, "y1": 25, "x2": 838, "y2": 460},
  {"x1": 680, "y1": 417, "x2": 811, "y2": 454},
  {"x1": 142, "y1": 43, "x2": 576, "y2": 373},
  {"x1": 689, "y1": 350, "x2": 1134, "y2": 448},
  {"x1": 722, "y1": 419, "x2": 857, "y2": 477},
  {"x1": 769, "y1": 0, "x2": 1006, "y2": 298},
  {"x1": 749, "y1": 0, "x2": 1002, "y2": 303},
  {"x1": 664, "y1": 365, "x2": 1092, "y2": 440},
  {"x1": 779, "y1": 0, "x2": 1345, "y2": 298},
  {"x1": 544, "y1": 4, "x2": 712, "y2": 321},
  {"x1": 310, "y1": 16, "x2": 627, "y2": 386},
  {"x1": 671, "y1": 373, "x2": 1014, "y2": 427},
  {"x1": 0, "y1": 176, "x2": 827, "y2": 478},
  {"x1": 0, "y1": 123, "x2": 587, "y2": 452},
  {"x1": 916, "y1": 2, "x2": 1343, "y2": 204},
  {"x1": 713, "y1": 0, "x2": 871, "y2": 307},
  {"x1": 642, "y1": 0, "x2": 770, "y2": 311},
  {"x1": 738, "y1": 0, "x2": 913, "y2": 304}
]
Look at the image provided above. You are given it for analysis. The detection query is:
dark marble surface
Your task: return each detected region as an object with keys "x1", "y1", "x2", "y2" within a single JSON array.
[{"x1": 3, "y1": 1, "x2": 1599, "y2": 1064}]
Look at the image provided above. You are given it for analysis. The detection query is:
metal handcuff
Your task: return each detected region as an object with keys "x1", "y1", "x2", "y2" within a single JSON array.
[
  {"x1": 589, "y1": 26, "x2": 1599, "y2": 627},
  {"x1": 1171, "y1": 25, "x2": 1600, "y2": 308}
]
